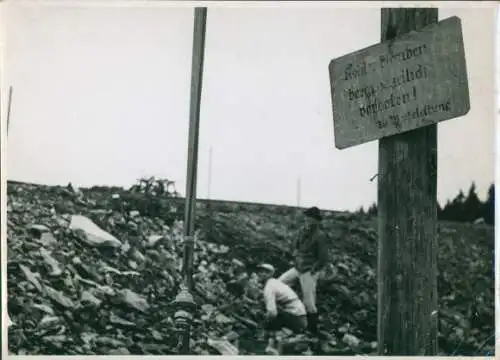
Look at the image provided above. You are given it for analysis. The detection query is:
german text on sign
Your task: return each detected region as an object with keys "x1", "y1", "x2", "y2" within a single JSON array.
[{"x1": 329, "y1": 16, "x2": 470, "y2": 150}]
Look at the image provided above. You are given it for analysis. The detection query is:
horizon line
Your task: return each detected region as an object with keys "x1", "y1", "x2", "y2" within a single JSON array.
[{"x1": 6, "y1": 178, "x2": 493, "y2": 212}]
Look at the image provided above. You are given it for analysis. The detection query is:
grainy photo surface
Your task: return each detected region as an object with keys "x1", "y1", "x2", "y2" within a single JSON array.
[{"x1": 3, "y1": 1, "x2": 496, "y2": 356}]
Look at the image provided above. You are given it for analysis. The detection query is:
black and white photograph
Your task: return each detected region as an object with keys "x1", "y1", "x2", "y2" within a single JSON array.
[{"x1": 3, "y1": 0, "x2": 497, "y2": 356}]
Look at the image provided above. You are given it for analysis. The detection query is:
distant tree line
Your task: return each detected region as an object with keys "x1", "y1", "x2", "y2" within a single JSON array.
[{"x1": 360, "y1": 182, "x2": 495, "y2": 225}]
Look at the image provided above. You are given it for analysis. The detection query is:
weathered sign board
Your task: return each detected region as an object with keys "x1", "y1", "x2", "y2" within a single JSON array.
[{"x1": 329, "y1": 16, "x2": 469, "y2": 149}]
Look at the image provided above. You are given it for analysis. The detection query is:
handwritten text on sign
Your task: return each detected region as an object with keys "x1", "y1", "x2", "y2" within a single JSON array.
[{"x1": 329, "y1": 16, "x2": 470, "y2": 149}]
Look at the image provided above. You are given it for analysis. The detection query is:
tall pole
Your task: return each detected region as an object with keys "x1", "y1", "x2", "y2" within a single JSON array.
[
  {"x1": 7, "y1": 86, "x2": 13, "y2": 136},
  {"x1": 378, "y1": 8, "x2": 438, "y2": 355},
  {"x1": 208, "y1": 146, "x2": 213, "y2": 199},
  {"x1": 297, "y1": 176, "x2": 301, "y2": 207},
  {"x1": 181, "y1": 6, "x2": 207, "y2": 354}
]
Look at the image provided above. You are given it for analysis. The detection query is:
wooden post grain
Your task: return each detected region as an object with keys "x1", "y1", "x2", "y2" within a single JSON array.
[{"x1": 377, "y1": 8, "x2": 439, "y2": 356}]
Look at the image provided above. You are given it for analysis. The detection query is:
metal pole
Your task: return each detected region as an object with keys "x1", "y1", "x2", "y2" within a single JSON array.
[
  {"x1": 180, "y1": 6, "x2": 207, "y2": 355},
  {"x1": 7, "y1": 86, "x2": 13, "y2": 136},
  {"x1": 208, "y1": 146, "x2": 213, "y2": 199}
]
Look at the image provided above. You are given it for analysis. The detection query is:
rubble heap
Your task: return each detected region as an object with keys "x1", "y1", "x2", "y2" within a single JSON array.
[{"x1": 7, "y1": 181, "x2": 495, "y2": 355}]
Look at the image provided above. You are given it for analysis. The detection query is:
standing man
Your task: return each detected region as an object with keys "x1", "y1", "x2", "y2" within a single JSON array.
[{"x1": 279, "y1": 206, "x2": 328, "y2": 337}]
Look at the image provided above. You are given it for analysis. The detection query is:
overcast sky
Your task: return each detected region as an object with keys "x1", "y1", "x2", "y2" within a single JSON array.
[{"x1": 2, "y1": 1, "x2": 497, "y2": 211}]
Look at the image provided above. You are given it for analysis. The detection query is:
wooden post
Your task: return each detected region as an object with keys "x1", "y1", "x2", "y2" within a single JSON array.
[
  {"x1": 378, "y1": 8, "x2": 439, "y2": 355},
  {"x1": 180, "y1": 6, "x2": 207, "y2": 355}
]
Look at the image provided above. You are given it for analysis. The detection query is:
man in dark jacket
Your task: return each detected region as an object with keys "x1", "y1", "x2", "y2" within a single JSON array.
[{"x1": 278, "y1": 206, "x2": 328, "y2": 337}]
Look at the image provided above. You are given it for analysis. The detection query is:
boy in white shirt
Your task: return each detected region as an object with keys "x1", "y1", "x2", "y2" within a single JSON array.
[{"x1": 256, "y1": 263, "x2": 308, "y2": 354}]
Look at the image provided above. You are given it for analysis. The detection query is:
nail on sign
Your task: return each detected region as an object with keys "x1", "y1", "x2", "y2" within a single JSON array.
[{"x1": 328, "y1": 16, "x2": 470, "y2": 150}]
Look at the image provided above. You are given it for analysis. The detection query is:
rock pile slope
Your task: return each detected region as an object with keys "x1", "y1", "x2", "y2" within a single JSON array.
[{"x1": 6, "y1": 181, "x2": 495, "y2": 355}]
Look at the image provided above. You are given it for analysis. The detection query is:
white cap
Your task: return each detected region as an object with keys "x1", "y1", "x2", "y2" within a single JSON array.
[{"x1": 257, "y1": 263, "x2": 275, "y2": 274}]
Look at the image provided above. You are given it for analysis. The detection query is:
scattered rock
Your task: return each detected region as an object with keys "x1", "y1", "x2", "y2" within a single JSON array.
[
  {"x1": 69, "y1": 215, "x2": 122, "y2": 248},
  {"x1": 147, "y1": 235, "x2": 163, "y2": 247},
  {"x1": 39, "y1": 315, "x2": 60, "y2": 327},
  {"x1": 342, "y1": 333, "x2": 360, "y2": 348},
  {"x1": 42, "y1": 335, "x2": 68, "y2": 343},
  {"x1": 19, "y1": 265, "x2": 43, "y2": 292},
  {"x1": 95, "y1": 337, "x2": 126, "y2": 348},
  {"x1": 131, "y1": 249, "x2": 146, "y2": 263},
  {"x1": 207, "y1": 338, "x2": 239, "y2": 355},
  {"x1": 40, "y1": 248, "x2": 63, "y2": 276},
  {"x1": 6, "y1": 181, "x2": 495, "y2": 356},
  {"x1": 121, "y1": 241, "x2": 131, "y2": 254},
  {"x1": 44, "y1": 286, "x2": 75, "y2": 309},
  {"x1": 119, "y1": 289, "x2": 149, "y2": 313},
  {"x1": 40, "y1": 233, "x2": 58, "y2": 246},
  {"x1": 108, "y1": 347, "x2": 130, "y2": 355},
  {"x1": 202, "y1": 304, "x2": 216, "y2": 315},
  {"x1": 28, "y1": 224, "x2": 50, "y2": 237},
  {"x1": 232, "y1": 258, "x2": 245, "y2": 268},
  {"x1": 110, "y1": 314, "x2": 135, "y2": 327},
  {"x1": 151, "y1": 329, "x2": 164, "y2": 341},
  {"x1": 129, "y1": 210, "x2": 140, "y2": 218},
  {"x1": 214, "y1": 313, "x2": 234, "y2": 325},
  {"x1": 80, "y1": 290, "x2": 102, "y2": 307},
  {"x1": 32, "y1": 303, "x2": 55, "y2": 315}
]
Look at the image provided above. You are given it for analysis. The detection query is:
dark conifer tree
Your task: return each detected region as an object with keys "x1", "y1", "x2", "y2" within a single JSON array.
[
  {"x1": 483, "y1": 184, "x2": 495, "y2": 225},
  {"x1": 463, "y1": 182, "x2": 482, "y2": 222}
]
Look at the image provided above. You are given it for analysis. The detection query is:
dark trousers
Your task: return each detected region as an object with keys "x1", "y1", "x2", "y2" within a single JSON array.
[{"x1": 264, "y1": 312, "x2": 307, "y2": 334}]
